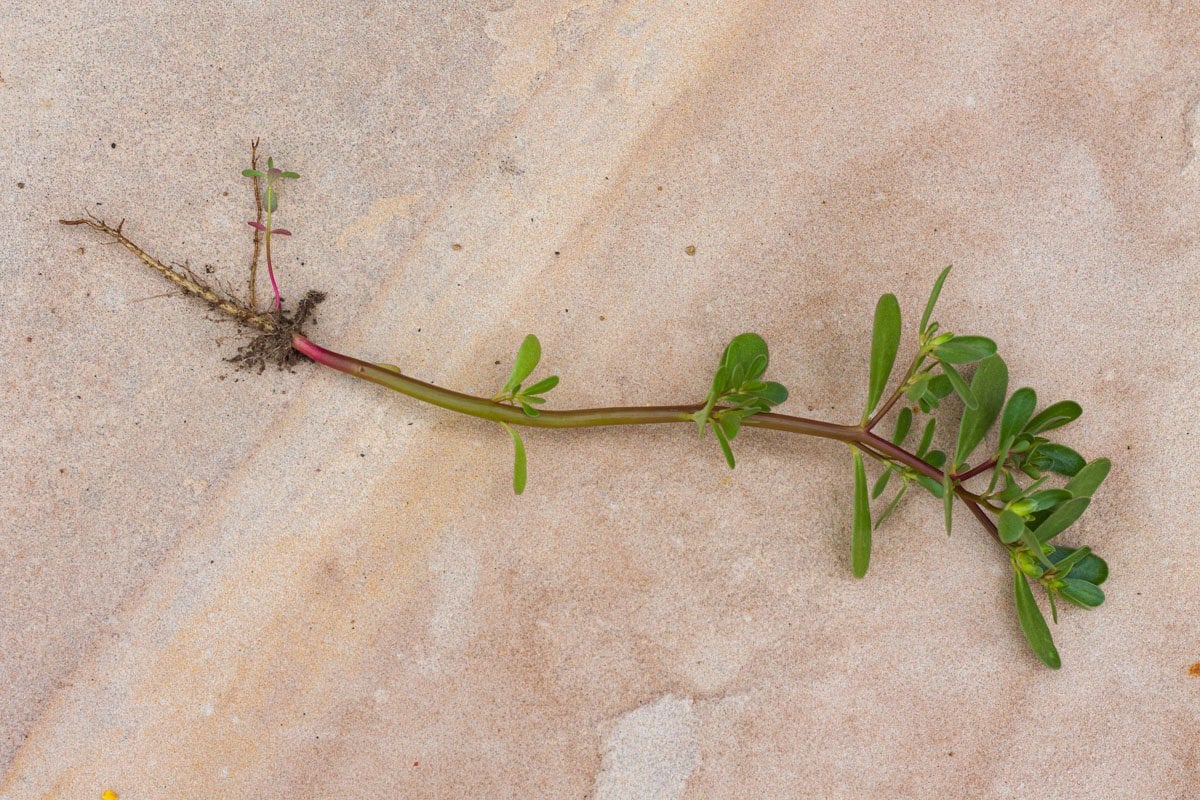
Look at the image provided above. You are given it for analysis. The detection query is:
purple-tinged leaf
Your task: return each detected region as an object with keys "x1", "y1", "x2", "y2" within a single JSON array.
[
  {"x1": 247, "y1": 221, "x2": 268, "y2": 232},
  {"x1": 271, "y1": 228, "x2": 292, "y2": 236}
]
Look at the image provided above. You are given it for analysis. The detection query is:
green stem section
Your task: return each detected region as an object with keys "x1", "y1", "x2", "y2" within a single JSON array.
[
  {"x1": 290, "y1": 333, "x2": 1002, "y2": 543},
  {"x1": 292, "y1": 334, "x2": 858, "y2": 438}
]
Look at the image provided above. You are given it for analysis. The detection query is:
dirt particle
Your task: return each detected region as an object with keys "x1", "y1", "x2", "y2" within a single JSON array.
[
  {"x1": 110, "y1": 142, "x2": 116, "y2": 149},
  {"x1": 451, "y1": 243, "x2": 462, "y2": 251},
  {"x1": 656, "y1": 185, "x2": 663, "y2": 191},
  {"x1": 1188, "y1": 663, "x2": 1200, "y2": 676},
  {"x1": 685, "y1": 245, "x2": 696, "y2": 256},
  {"x1": 599, "y1": 315, "x2": 606, "y2": 321},
  {"x1": 16, "y1": 182, "x2": 24, "y2": 189},
  {"x1": 78, "y1": 247, "x2": 85, "y2": 255},
  {"x1": 25, "y1": 336, "x2": 32, "y2": 343}
]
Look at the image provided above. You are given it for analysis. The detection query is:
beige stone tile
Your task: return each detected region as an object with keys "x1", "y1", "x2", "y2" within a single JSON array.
[{"x1": 2, "y1": 2, "x2": 1198, "y2": 798}]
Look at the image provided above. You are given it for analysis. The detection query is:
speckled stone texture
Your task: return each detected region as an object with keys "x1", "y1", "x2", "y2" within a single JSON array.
[{"x1": 3, "y1": 2, "x2": 1199, "y2": 798}]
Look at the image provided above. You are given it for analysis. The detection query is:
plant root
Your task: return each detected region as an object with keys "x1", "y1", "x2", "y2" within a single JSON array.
[{"x1": 59, "y1": 214, "x2": 325, "y2": 372}]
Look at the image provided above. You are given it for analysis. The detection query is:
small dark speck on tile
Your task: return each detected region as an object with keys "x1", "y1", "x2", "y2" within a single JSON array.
[
  {"x1": 110, "y1": 142, "x2": 116, "y2": 149},
  {"x1": 17, "y1": 182, "x2": 24, "y2": 189},
  {"x1": 685, "y1": 245, "x2": 696, "y2": 256},
  {"x1": 554, "y1": 251, "x2": 560, "y2": 256},
  {"x1": 495, "y1": 360, "x2": 501, "y2": 365},
  {"x1": 452, "y1": 243, "x2": 462, "y2": 251},
  {"x1": 360, "y1": 453, "x2": 365, "y2": 458},
  {"x1": 599, "y1": 315, "x2": 606, "y2": 321},
  {"x1": 25, "y1": 336, "x2": 32, "y2": 342}
]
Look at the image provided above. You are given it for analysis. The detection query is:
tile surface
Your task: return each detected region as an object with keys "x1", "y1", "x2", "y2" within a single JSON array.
[{"x1": 2, "y1": 2, "x2": 1199, "y2": 798}]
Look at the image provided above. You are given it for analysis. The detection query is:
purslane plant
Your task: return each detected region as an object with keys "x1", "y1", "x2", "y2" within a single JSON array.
[{"x1": 60, "y1": 147, "x2": 1110, "y2": 669}]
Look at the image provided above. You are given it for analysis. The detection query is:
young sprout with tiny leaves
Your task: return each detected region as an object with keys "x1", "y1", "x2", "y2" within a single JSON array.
[{"x1": 63, "y1": 151, "x2": 1112, "y2": 671}]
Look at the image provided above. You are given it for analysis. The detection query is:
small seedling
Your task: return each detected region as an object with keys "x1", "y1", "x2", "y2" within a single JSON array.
[
  {"x1": 241, "y1": 153, "x2": 299, "y2": 311},
  {"x1": 61, "y1": 146, "x2": 1111, "y2": 669}
]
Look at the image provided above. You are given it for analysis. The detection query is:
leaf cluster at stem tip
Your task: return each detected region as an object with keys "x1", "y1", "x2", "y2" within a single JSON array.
[{"x1": 851, "y1": 265, "x2": 1110, "y2": 668}]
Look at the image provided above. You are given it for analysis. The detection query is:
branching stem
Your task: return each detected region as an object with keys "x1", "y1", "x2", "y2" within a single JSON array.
[{"x1": 291, "y1": 334, "x2": 1003, "y2": 543}]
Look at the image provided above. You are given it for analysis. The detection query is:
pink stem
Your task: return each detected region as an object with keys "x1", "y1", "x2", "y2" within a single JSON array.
[{"x1": 266, "y1": 234, "x2": 281, "y2": 311}]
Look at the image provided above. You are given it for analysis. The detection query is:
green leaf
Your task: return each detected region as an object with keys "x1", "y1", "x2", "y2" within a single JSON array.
[
  {"x1": 718, "y1": 412, "x2": 742, "y2": 441},
  {"x1": 1019, "y1": 526, "x2": 1054, "y2": 569},
  {"x1": 954, "y1": 355, "x2": 1008, "y2": 467},
  {"x1": 1034, "y1": 497, "x2": 1091, "y2": 542},
  {"x1": 1059, "y1": 578, "x2": 1105, "y2": 608},
  {"x1": 1064, "y1": 458, "x2": 1111, "y2": 498},
  {"x1": 919, "y1": 265, "x2": 952, "y2": 336},
  {"x1": 906, "y1": 373, "x2": 930, "y2": 402},
  {"x1": 519, "y1": 401, "x2": 540, "y2": 417},
  {"x1": 999, "y1": 387, "x2": 1037, "y2": 447},
  {"x1": 1023, "y1": 488, "x2": 1073, "y2": 513},
  {"x1": 934, "y1": 335, "x2": 998, "y2": 364},
  {"x1": 940, "y1": 362, "x2": 978, "y2": 410},
  {"x1": 280, "y1": 170, "x2": 300, "y2": 179},
  {"x1": 865, "y1": 294, "x2": 902, "y2": 416},
  {"x1": 502, "y1": 334, "x2": 542, "y2": 395},
  {"x1": 713, "y1": 423, "x2": 736, "y2": 469},
  {"x1": 756, "y1": 381, "x2": 788, "y2": 407},
  {"x1": 851, "y1": 447, "x2": 872, "y2": 577},
  {"x1": 871, "y1": 466, "x2": 894, "y2": 500},
  {"x1": 1013, "y1": 571, "x2": 1061, "y2": 669},
  {"x1": 1049, "y1": 547, "x2": 1108, "y2": 584},
  {"x1": 927, "y1": 374, "x2": 953, "y2": 400},
  {"x1": 503, "y1": 423, "x2": 527, "y2": 495},
  {"x1": 241, "y1": 168, "x2": 264, "y2": 178},
  {"x1": 942, "y1": 467, "x2": 954, "y2": 534},
  {"x1": 1047, "y1": 545, "x2": 1092, "y2": 576},
  {"x1": 522, "y1": 375, "x2": 560, "y2": 396},
  {"x1": 264, "y1": 187, "x2": 278, "y2": 212},
  {"x1": 915, "y1": 417, "x2": 936, "y2": 457},
  {"x1": 998, "y1": 509, "x2": 1025, "y2": 544},
  {"x1": 914, "y1": 474, "x2": 945, "y2": 498},
  {"x1": 891, "y1": 407, "x2": 913, "y2": 445},
  {"x1": 1024, "y1": 401, "x2": 1082, "y2": 435},
  {"x1": 874, "y1": 482, "x2": 908, "y2": 529},
  {"x1": 722, "y1": 333, "x2": 768, "y2": 374},
  {"x1": 1031, "y1": 443, "x2": 1085, "y2": 476}
]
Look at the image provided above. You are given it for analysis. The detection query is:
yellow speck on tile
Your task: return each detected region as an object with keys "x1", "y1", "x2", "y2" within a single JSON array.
[{"x1": 101, "y1": 790, "x2": 119, "y2": 800}]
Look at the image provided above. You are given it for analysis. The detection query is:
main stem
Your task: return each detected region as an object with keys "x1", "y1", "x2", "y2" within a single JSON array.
[{"x1": 291, "y1": 334, "x2": 1001, "y2": 541}]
